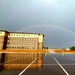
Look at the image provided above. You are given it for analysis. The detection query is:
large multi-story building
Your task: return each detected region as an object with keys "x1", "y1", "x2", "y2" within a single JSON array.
[
  {"x1": 7, "y1": 32, "x2": 44, "y2": 50},
  {"x1": 0, "y1": 30, "x2": 44, "y2": 69},
  {"x1": 0, "y1": 30, "x2": 44, "y2": 50}
]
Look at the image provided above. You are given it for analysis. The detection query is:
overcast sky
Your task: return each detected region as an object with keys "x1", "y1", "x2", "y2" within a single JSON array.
[{"x1": 0, "y1": 0, "x2": 75, "y2": 48}]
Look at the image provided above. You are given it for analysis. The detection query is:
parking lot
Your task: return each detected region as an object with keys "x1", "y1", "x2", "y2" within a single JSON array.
[{"x1": 0, "y1": 54, "x2": 75, "y2": 75}]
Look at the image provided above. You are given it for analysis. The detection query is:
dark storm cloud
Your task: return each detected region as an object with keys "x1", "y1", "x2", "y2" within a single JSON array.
[{"x1": 0, "y1": 0, "x2": 75, "y2": 48}]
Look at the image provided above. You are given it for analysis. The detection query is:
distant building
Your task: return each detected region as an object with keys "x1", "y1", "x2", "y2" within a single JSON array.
[
  {"x1": 0, "y1": 30, "x2": 44, "y2": 50},
  {"x1": 66, "y1": 48, "x2": 70, "y2": 50}
]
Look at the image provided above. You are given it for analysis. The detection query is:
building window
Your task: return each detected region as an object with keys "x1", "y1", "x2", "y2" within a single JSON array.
[
  {"x1": 22, "y1": 47, "x2": 24, "y2": 49},
  {"x1": 17, "y1": 47, "x2": 19, "y2": 49},
  {"x1": 20, "y1": 47, "x2": 22, "y2": 49},
  {"x1": 15, "y1": 34, "x2": 17, "y2": 36},
  {"x1": 12, "y1": 47, "x2": 14, "y2": 49}
]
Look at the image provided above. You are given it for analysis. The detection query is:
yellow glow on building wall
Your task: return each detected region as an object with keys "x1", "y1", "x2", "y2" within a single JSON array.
[
  {"x1": 39, "y1": 35, "x2": 43, "y2": 42},
  {"x1": 0, "y1": 31, "x2": 5, "y2": 36}
]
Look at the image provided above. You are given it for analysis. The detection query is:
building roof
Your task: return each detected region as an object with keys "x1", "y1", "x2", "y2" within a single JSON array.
[
  {"x1": 0, "y1": 30, "x2": 44, "y2": 36},
  {"x1": 0, "y1": 30, "x2": 9, "y2": 33},
  {"x1": 9, "y1": 32, "x2": 44, "y2": 35}
]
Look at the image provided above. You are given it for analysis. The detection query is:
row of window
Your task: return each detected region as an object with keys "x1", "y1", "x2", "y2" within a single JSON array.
[
  {"x1": 8, "y1": 38, "x2": 38, "y2": 41},
  {"x1": 7, "y1": 47, "x2": 37, "y2": 49},
  {"x1": 9, "y1": 34, "x2": 38, "y2": 37},
  {"x1": 7, "y1": 42, "x2": 38, "y2": 45}
]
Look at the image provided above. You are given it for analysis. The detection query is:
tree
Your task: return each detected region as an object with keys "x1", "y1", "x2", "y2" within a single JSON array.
[
  {"x1": 69, "y1": 46, "x2": 75, "y2": 50},
  {"x1": 43, "y1": 47, "x2": 49, "y2": 49}
]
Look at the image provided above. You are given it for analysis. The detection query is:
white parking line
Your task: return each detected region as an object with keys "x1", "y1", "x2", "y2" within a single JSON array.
[
  {"x1": 53, "y1": 57, "x2": 69, "y2": 75},
  {"x1": 19, "y1": 58, "x2": 37, "y2": 75},
  {"x1": 68, "y1": 57, "x2": 75, "y2": 61}
]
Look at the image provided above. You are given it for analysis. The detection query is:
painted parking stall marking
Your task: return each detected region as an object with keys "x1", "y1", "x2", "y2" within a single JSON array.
[{"x1": 53, "y1": 57, "x2": 69, "y2": 75}]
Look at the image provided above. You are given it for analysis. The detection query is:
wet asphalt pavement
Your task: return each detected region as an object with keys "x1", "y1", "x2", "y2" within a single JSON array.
[{"x1": 0, "y1": 54, "x2": 75, "y2": 75}]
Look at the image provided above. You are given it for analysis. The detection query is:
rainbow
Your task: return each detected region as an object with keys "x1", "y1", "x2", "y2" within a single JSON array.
[{"x1": 17, "y1": 24, "x2": 75, "y2": 36}]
